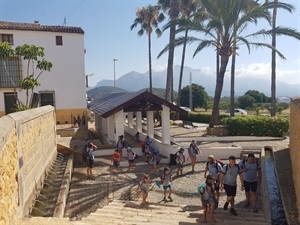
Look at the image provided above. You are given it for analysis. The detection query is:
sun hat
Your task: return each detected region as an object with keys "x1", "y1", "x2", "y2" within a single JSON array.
[{"x1": 208, "y1": 155, "x2": 214, "y2": 160}]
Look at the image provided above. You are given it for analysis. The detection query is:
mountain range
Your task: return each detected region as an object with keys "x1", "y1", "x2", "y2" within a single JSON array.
[{"x1": 93, "y1": 65, "x2": 300, "y2": 97}]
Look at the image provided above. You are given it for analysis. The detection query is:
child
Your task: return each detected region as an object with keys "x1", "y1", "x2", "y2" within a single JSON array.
[
  {"x1": 148, "y1": 152, "x2": 158, "y2": 175},
  {"x1": 199, "y1": 176, "x2": 217, "y2": 223},
  {"x1": 175, "y1": 148, "x2": 185, "y2": 176},
  {"x1": 138, "y1": 174, "x2": 153, "y2": 205},
  {"x1": 161, "y1": 167, "x2": 173, "y2": 202},
  {"x1": 134, "y1": 132, "x2": 140, "y2": 143},
  {"x1": 127, "y1": 147, "x2": 137, "y2": 171},
  {"x1": 112, "y1": 149, "x2": 121, "y2": 171},
  {"x1": 86, "y1": 142, "x2": 97, "y2": 180}
]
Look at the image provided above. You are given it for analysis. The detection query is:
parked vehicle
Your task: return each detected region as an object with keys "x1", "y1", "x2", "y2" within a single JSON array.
[
  {"x1": 224, "y1": 108, "x2": 247, "y2": 115},
  {"x1": 180, "y1": 107, "x2": 192, "y2": 112}
]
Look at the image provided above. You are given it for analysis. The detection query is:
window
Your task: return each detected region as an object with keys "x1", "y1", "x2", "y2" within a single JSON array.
[
  {"x1": 56, "y1": 36, "x2": 63, "y2": 46},
  {"x1": 4, "y1": 92, "x2": 17, "y2": 114},
  {"x1": 1, "y1": 34, "x2": 14, "y2": 45},
  {"x1": 0, "y1": 56, "x2": 22, "y2": 88},
  {"x1": 40, "y1": 91, "x2": 55, "y2": 107}
]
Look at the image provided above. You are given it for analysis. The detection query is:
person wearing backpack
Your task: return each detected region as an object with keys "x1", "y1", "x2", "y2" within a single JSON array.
[
  {"x1": 198, "y1": 175, "x2": 217, "y2": 223},
  {"x1": 175, "y1": 148, "x2": 185, "y2": 176},
  {"x1": 161, "y1": 167, "x2": 173, "y2": 202},
  {"x1": 204, "y1": 155, "x2": 223, "y2": 201},
  {"x1": 116, "y1": 135, "x2": 125, "y2": 155},
  {"x1": 239, "y1": 153, "x2": 262, "y2": 213},
  {"x1": 220, "y1": 155, "x2": 244, "y2": 216},
  {"x1": 126, "y1": 147, "x2": 137, "y2": 171},
  {"x1": 188, "y1": 140, "x2": 202, "y2": 173},
  {"x1": 86, "y1": 142, "x2": 97, "y2": 180}
]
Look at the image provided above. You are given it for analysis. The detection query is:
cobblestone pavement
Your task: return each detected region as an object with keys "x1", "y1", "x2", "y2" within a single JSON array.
[{"x1": 63, "y1": 125, "x2": 298, "y2": 224}]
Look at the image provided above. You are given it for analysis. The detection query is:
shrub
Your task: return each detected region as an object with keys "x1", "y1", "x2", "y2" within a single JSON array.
[{"x1": 221, "y1": 116, "x2": 289, "y2": 137}]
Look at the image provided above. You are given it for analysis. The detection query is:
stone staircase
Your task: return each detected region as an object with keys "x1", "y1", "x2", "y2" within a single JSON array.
[{"x1": 72, "y1": 200, "x2": 269, "y2": 225}]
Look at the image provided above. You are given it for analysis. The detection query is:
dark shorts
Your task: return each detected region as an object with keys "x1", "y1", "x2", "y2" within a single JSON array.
[
  {"x1": 224, "y1": 184, "x2": 237, "y2": 197},
  {"x1": 87, "y1": 159, "x2": 94, "y2": 168},
  {"x1": 177, "y1": 163, "x2": 183, "y2": 169},
  {"x1": 163, "y1": 184, "x2": 172, "y2": 190},
  {"x1": 113, "y1": 161, "x2": 120, "y2": 167},
  {"x1": 244, "y1": 180, "x2": 258, "y2": 193},
  {"x1": 128, "y1": 159, "x2": 134, "y2": 163}
]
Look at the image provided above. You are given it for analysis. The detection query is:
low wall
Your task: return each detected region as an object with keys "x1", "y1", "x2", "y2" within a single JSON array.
[
  {"x1": 289, "y1": 98, "x2": 300, "y2": 223},
  {"x1": 0, "y1": 116, "x2": 18, "y2": 225},
  {"x1": 0, "y1": 105, "x2": 57, "y2": 222}
]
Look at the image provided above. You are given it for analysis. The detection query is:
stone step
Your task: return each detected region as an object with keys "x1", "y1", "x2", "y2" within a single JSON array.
[{"x1": 75, "y1": 200, "x2": 268, "y2": 225}]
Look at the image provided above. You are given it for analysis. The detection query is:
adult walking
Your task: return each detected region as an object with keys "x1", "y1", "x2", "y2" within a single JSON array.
[
  {"x1": 188, "y1": 140, "x2": 202, "y2": 173},
  {"x1": 239, "y1": 153, "x2": 262, "y2": 213},
  {"x1": 204, "y1": 155, "x2": 222, "y2": 201},
  {"x1": 220, "y1": 155, "x2": 244, "y2": 216}
]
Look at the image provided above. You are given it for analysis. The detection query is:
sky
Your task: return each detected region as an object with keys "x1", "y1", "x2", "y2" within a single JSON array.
[{"x1": 0, "y1": 0, "x2": 300, "y2": 88}]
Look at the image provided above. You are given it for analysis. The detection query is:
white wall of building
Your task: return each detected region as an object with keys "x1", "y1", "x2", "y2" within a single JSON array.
[{"x1": 0, "y1": 28, "x2": 86, "y2": 112}]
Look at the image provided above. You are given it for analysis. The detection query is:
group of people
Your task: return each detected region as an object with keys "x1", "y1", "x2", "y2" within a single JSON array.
[
  {"x1": 200, "y1": 153, "x2": 262, "y2": 223},
  {"x1": 83, "y1": 135, "x2": 262, "y2": 223}
]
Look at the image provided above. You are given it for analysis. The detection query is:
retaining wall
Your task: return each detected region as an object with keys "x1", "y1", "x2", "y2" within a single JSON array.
[
  {"x1": 0, "y1": 105, "x2": 57, "y2": 223},
  {"x1": 289, "y1": 98, "x2": 300, "y2": 223}
]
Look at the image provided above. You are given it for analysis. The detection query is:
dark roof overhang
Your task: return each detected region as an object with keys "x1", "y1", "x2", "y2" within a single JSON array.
[{"x1": 88, "y1": 90, "x2": 188, "y2": 118}]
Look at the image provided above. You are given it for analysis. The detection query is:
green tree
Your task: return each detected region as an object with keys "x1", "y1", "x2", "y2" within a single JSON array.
[
  {"x1": 158, "y1": 0, "x2": 201, "y2": 106},
  {"x1": 180, "y1": 83, "x2": 208, "y2": 110},
  {"x1": 0, "y1": 43, "x2": 52, "y2": 110},
  {"x1": 244, "y1": 90, "x2": 270, "y2": 103},
  {"x1": 238, "y1": 94, "x2": 255, "y2": 109},
  {"x1": 130, "y1": 5, "x2": 164, "y2": 93},
  {"x1": 171, "y1": 0, "x2": 300, "y2": 127}
]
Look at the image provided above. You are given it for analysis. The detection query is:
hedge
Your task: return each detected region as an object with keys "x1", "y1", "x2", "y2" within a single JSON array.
[
  {"x1": 221, "y1": 115, "x2": 289, "y2": 137},
  {"x1": 180, "y1": 112, "x2": 229, "y2": 123}
]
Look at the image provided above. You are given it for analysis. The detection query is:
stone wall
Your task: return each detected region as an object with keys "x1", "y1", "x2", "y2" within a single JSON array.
[
  {"x1": 0, "y1": 116, "x2": 18, "y2": 225},
  {"x1": 0, "y1": 105, "x2": 57, "y2": 223},
  {"x1": 289, "y1": 98, "x2": 300, "y2": 223}
]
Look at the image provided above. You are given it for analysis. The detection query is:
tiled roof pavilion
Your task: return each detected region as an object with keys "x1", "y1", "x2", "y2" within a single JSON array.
[{"x1": 88, "y1": 90, "x2": 188, "y2": 118}]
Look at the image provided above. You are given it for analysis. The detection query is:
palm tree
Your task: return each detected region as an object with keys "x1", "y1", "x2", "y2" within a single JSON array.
[
  {"x1": 158, "y1": 0, "x2": 201, "y2": 106},
  {"x1": 158, "y1": 0, "x2": 180, "y2": 102},
  {"x1": 130, "y1": 5, "x2": 164, "y2": 93},
  {"x1": 173, "y1": 0, "x2": 285, "y2": 127}
]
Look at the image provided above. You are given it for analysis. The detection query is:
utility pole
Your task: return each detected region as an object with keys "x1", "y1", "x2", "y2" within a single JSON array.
[{"x1": 189, "y1": 72, "x2": 193, "y2": 111}]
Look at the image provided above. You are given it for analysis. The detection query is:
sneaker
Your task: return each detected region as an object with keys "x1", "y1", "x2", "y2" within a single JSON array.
[
  {"x1": 253, "y1": 208, "x2": 258, "y2": 213},
  {"x1": 223, "y1": 201, "x2": 229, "y2": 211},
  {"x1": 244, "y1": 201, "x2": 250, "y2": 208},
  {"x1": 230, "y1": 208, "x2": 238, "y2": 216},
  {"x1": 168, "y1": 196, "x2": 173, "y2": 202},
  {"x1": 163, "y1": 197, "x2": 167, "y2": 202}
]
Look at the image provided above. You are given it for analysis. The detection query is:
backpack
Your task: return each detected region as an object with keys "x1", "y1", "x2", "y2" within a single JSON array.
[
  {"x1": 223, "y1": 163, "x2": 241, "y2": 174},
  {"x1": 82, "y1": 147, "x2": 89, "y2": 162},
  {"x1": 197, "y1": 183, "x2": 206, "y2": 195},
  {"x1": 241, "y1": 158, "x2": 260, "y2": 170},
  {"x1": 206, "y1": 159, "x2": 224, "y2": 173}
]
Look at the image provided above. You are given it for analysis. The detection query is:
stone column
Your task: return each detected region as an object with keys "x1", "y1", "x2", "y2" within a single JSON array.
[
  {"x1": 115, "y1": 110, "x2": 125, "y2": 139},
  {"x1": 107, "y1": 115, "x2": 115, "y2": 141},
  {"x1": 147, "y1": 111, "x2": 154, "y2": 138},
  {"x1": 136, "y1": 111, "x2": 142, "y2": 133},
  {"x1": 102, "y1": 117, "x2": 108, "y2": 134},
  {"x1": 161, "y1": 105, "x2": 170, "y2": 144},
  {"x1": 128, "y1": 112, "x2": 133, "y2": 128}
]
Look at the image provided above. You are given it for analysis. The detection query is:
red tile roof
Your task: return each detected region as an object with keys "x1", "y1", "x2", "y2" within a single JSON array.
[{"x1": 0, "y1": 21, "x2": 84, "y2": 34}]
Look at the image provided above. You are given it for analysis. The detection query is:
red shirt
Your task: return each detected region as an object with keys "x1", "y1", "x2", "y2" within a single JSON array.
[{"x1": 113, "y1": 152, "x2": 121, "y2": 162}]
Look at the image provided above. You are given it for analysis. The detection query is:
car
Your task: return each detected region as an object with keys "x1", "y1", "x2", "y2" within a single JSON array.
[
  {"x1": 224, "y1": 108, "x2": 247, "y2": 115},
  {"x1": 180, "y1": 107, "x2": 192, "y2": 112}
]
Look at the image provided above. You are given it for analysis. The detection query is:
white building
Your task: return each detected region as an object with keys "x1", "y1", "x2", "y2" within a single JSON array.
[{"x1": 0, "y1": 21, "x2": 87, "y2": 124}]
